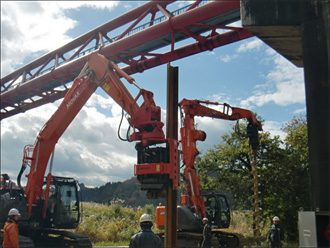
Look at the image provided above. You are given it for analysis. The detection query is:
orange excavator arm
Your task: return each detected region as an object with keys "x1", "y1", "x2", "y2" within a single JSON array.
[
  {"x1": 179, "y1": 98, "x2": 262, "y2": 217},
  {"x1": 22, "y1": 53, "x2": 165, "y2": 217}
]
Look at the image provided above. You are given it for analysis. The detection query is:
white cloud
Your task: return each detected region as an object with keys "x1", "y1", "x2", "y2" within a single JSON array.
[
  {"x1": 86, "y1": 94, "x2": 114, "y2": 110},
  {"x1": 177, "y1": 1, "x2": 195, "y2": 8},
  {"x1": 220, "y1": 54, "x2": 239, "y2": 63},
  {"x1": 236, "y1": 38, "x2": 263, "y2": 53},
  {"x1": 293, "y1": 107, "x2": 306, "y2": 114},
  {"x1": 0, "y1": 93, "x2": 139, "y2": 187},
  {"x1": 57, "y1": 1, "x2": 120, "y2": 10},
  {"x1": 263, "y1": 120, "x2": 286, "y2": 141},
  {"x1": 123, "y1": 3, "x2": 134, "y2": 10},
  {"x1": 240, "y1": 52, "x2": 305, "y2": 108},
  {"x1": 266, "y1": 47, "x2": 276, "y2": 56},
  {"x1": 207, "y1": 51, "x2": 216, "y2": 56},
  {"x1": 194, "y1": 116, "x2": 234, "y2": 154},
  {"x1": 207, "y1": 93, "x2": 232, "y2": 104},
  {"x1": 1, "y1": 1, "x2": 119, "y2": 76},
  {"x1": 218, "y1": 38, "x2": 263, "y2": 63},
  {"x1": 227, "y1": 21, "x2": 242, "y2": 28}
]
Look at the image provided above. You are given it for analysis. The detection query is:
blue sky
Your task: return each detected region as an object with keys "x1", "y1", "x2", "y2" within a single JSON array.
[{"x1": 1, "y1": 1, "x2": 306, "y2": 187}]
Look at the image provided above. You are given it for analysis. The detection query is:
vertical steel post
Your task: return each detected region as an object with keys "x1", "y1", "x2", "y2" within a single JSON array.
[
  {"x1": 302, "y1": 0, "x2": 330, "y2": 214},
  {"x1": 165, "y1": 63, "x2": 178, "y2": 247},
  {"x1": 302, "y1": 2, "x2": 329, "y2": 246}
]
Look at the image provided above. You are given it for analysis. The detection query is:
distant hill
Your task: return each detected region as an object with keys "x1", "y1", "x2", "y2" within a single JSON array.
[{"x1": 79, "y1": 177, "x2": 165, "y2": 207}]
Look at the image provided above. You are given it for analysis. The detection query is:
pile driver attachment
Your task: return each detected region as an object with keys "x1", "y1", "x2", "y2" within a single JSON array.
[{"x1": 135, "y1": 138, "x2": 179, "y2": 199}]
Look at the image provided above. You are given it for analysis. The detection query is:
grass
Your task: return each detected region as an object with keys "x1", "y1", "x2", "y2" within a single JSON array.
[
  {"x1": 75, "y1": 203, "x2": 298, "y2": 247},
  {"x1": 228, "y1": 210, "x2": 298, "y2": 247},
  {"x1": 93, "y1": 241, "x2": 129, "y2": 246},
  {"x1": 75, "y1": 202, "x2": 153, "y2": 246}
]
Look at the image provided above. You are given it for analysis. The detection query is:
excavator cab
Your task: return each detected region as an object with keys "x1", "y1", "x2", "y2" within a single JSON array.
[
  {"x1": 203, "y1": 192, "x2": 231, "y2": 228},
  {"x1": 156, "y1": 192, "x2": 231, "y2": 232},
  {"x1": 43, "y1": 176, "x2": 80, "y2": 229}
]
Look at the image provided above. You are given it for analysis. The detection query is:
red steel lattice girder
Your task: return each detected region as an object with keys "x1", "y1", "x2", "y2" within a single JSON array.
[{"x1": 1, "y1": 0, "x2": 252, "y2": 120}]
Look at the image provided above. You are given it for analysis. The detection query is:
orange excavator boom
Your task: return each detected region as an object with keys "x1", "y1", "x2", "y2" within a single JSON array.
[
  {"x1": 22, "y1": 52, "x2": 166, "y2": 217},
  {"x1": 179, "y1": 98, "x2": 262, "y2": 217}
]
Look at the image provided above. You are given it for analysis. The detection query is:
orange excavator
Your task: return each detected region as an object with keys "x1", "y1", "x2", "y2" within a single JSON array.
[
  {"x1": 0, "y1": 53, "x2": 175, "y2": 247},
  {"x1": 156, "y1": 99, "x2": 262, "y2": 247}
]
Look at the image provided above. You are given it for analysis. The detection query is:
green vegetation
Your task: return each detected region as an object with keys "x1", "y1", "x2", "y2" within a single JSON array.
[
  {"x1": 75, "y1": 203, "x2": 297, "y2": 247},
  {"x1": 198, "y1": 115, "x2": 309, "y2": 242},
  {"x1": 75, "y1": 202, "x2": 158, "y2": 245}
]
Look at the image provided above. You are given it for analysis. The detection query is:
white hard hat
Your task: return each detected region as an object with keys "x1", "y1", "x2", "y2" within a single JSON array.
[
  {"x1": 8, "y1": 208, "x2": 21, "y2": 216},
  {"x1": 140, "y1": 214, "x2": 153, "y2": 223},
  {"x1": 273, "y1": 216, "x2": 280, "y2": 221},
  {"x1": 202, "y1": 217, "x2": 208, "y2": 222}
]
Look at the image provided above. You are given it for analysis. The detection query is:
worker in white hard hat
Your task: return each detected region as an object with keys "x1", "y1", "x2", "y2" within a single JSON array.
[
  {"x1": 129, "y1": 213, "x2": 162, "y2": 248},
  {"x1": 267, "y1": 216, "x2": 284, "y2": 248},
  {"x1": 2, "y1": 208, "x2": 21, "y2": 248},
  {"x1": 201, "y1": 217, "x2": 212, "y2": 248}
]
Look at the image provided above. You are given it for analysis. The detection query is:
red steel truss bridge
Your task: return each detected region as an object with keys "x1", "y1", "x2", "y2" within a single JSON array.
[{"x1": 1, "y1": 0, "x2": 254, "y2": 120}]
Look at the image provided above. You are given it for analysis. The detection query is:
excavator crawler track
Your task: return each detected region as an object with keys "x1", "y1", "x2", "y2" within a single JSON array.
[
  {"x1": 213, "y1": 230, "x2": 241, "y2": 247},
  {"x1": 158, "y1": 231, "x2": 240, "y2": 247},
  {"x1": 33, "y1": 230, "x2": 92, "y2": 248}
]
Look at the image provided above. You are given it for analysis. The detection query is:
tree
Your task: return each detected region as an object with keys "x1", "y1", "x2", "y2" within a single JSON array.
[{"x1": 198, "y1": 115, "x2": 309, "y2": 241}]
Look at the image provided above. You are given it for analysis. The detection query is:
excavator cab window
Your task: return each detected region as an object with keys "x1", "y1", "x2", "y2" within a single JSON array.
[
  {"x1": 204, "y1": 197, "x2": 217, "y2": 221},
  {"x1": 43, "y1": 177, "x2": 80, "y2": 228},
  {"x1": 217, "y1": 195, "x2": 230, "y2": 228},
  {"x1": 59, "y1": 185, "x2": 78, "y2": 218},
  {"x1": 203, "y1": 193, "x2": 231, "y2": 229}
]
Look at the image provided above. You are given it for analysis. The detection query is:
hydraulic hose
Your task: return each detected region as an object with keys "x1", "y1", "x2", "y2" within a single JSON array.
[{"x1": 17, "y1": 163, "x2": 27, "y2": 192}]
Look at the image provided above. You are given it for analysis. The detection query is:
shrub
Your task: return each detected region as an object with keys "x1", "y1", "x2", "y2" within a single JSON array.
[{"x1": 76, "y1": 202, "x2": 144, "y2": 243}]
